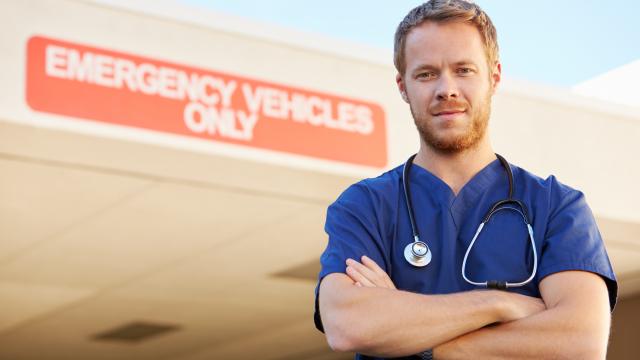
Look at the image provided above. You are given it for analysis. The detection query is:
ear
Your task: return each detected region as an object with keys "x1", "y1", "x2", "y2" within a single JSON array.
[
  {"x1": 396, "y1": 73, "x2": 409, "y2": 103},
  {"x1": 490, "y1": 62, "x2": 502, "y2": 94}
]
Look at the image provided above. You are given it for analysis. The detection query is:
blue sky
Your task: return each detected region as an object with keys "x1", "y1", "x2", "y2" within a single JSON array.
[{"x1": 179, "y1": 0, "x2": 640, "y2": 88}]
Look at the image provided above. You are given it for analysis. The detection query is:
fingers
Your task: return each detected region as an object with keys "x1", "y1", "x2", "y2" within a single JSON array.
[
  {"x1": 345, "y1": 256, "x2": 396, "y2": 289},
  {"x1": 346, "y1": 261, "x2": 376, "y2": 287},
  {"x1": 346, "y1": 258, "x2": 378, "y2": 285},
  {"x1": 361, "y1": 256, "x2": 396, "y2": 289},
  {"x1": 346, "y1": 258, "x2": 377, "y2": 287}
]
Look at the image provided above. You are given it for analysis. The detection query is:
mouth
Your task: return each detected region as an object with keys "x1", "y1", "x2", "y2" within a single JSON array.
[
  {"x1": 430, "y1": 109, "x2": 467, "y2": 126},
  {"x1": 433, "y1": 109, "x2": 466, "y2": 116}
]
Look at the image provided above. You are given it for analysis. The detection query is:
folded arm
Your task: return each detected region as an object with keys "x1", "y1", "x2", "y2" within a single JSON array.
[
  {"x1": 318, "y1": 256, "x2": 545, "y2": 357},
  {"x1": 434, "y1": 270, "x2": 611, "y2": 360}
]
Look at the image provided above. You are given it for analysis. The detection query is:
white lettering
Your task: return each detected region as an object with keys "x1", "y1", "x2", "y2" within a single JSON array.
[
  {"x1": 242, "y1": 83, "x2": 262, "y2": 114},
  {"x1": 66, "y1": 50, "x2": 94, "y2": 82},
  {"x1": 198, "y1": 76, "x2": 220, "y2": 106},
  {"x1": 158, "y1": 67, "x2": 179, "y2": 99},
  {"x1": 262, "y1": 88, "x2": 288, "y2": 119},
  {"x1": 135, "y1": 63, "x2": 157, "y2": 95},
  {"x1": 322, "y1": 101, "x2": 341, "y2": 130},
  {"x1": 184, "y1": 102, "x2": 208, "y2": 133},
  {"x1": 45, "y1": 45, "x2": 67, "y2": 78},
  {"x1": 218, "y1": 80, "x2": 237, "y2": 108},
  {"x1": 42, "y1": 44, "x2": 376, "y2": 137},
  {"x1": 307, "y1": 96, "x2": 325, "y2": 126},
  {"x1": 113, "y1": 58, "x2": 137, "y2": 91},
  {"x1": 290, "y1": 94, "x2": 308, "y2": 122},
  {"x1": 93, "y1": 54, "x2": 115, "y2": 87},
  {"x1": 176, "y1": 71, "x2": 200, "y2": 103},
  {"x1": 355, "y1": 105, "x2": 374, "y2": 135},
  {"x1": 237, "y1": 110, "x2": 258, "y2": 140},
  {"x1": 209, "y1": 107, "x2": 236, "y2": 137},
  {"x1": 337, "y1": 103, "x2": 356, "y2": 131},
  {"x1": 183, "y1": 102, "x2": 255, "y2": 141}
]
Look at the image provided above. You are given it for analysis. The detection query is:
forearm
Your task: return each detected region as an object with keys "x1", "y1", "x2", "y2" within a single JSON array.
[
  {"x1": 321, "y1": 275, "x2": 506, "y2": 357},
  {"x1": 434, "y1": 303, "x2": 610, "y2": 360}
]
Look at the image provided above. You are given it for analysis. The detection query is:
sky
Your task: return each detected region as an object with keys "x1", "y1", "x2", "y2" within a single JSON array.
[{"x1": 178, "y1": 0, "x2": 640, "y2": 88}]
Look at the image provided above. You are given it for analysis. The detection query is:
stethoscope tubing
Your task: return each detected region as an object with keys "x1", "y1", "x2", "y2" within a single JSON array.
[
  {"x1": 403, "y1": 154, "x2": 421, "y2": 243},
  {"x1": 461, "y1": 207, "x2": 538, "y2": 288},
  {"x1": 402, "y1": 153, "x2": 538, "y2": 289}
]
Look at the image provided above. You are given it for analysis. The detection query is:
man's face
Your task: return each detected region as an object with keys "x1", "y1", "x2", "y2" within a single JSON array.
[{"x1": 397, "y1": 21, "x2": 501, "y2": 154}]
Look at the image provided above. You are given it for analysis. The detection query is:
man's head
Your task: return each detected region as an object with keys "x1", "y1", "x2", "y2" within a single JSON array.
[
  {"x1": 394, "y1": 0, "x2": 501, "y2": 154},
  {"x1": 394, "y1": 0, "x2": 499, "y2": 78}
]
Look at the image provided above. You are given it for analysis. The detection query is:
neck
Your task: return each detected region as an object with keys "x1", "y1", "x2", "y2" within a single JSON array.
[{"x1": 413, "y1": 136, "x2": 496, "y2": 195}]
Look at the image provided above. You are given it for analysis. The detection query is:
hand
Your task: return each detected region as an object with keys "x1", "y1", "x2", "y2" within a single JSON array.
[
  {"x1": 345, "y1": 256, "x2": 396, "y2": 290},
  {"x1": 497, "y1": 291, "x2": 546, "y2": 323}
]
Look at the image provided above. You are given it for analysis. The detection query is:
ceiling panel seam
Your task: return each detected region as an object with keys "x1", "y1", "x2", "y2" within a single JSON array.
[{"x1": 0, "y1": 152, "x2": 331, "y2": 205}]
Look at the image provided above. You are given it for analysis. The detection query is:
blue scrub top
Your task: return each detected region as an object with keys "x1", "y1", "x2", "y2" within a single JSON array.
[{"x1": 314, "y1": 159, "x2": 617, "y2": 359}]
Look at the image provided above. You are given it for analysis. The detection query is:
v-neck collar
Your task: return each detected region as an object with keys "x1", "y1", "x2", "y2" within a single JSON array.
[{"x1": 408, "y1": 158, "x2": 506, "y2": 229}]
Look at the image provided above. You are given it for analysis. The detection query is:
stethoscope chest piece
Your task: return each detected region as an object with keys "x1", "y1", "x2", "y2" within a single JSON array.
[{"x1": 404, "y1": 241, "x2": 432, "y2": 267}]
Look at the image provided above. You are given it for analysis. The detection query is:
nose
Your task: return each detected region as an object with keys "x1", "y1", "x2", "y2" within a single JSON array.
[{"x1": 435, "y1": 73, "x2": 459, "y2": 101}]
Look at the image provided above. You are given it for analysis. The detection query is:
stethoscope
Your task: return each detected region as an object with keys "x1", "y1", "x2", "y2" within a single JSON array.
[{"x1": 402, "y1": 153, "x2": 538, "y2": 290}]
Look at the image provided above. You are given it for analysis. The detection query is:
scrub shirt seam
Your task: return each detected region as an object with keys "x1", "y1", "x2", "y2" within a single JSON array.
[
  {"x1": 449, "y1": 161, "x2": 502, "y2": 230},
  {"x1": 537, "y1": 260, "x2": 615, "y2": 280},
  {"x1": 536, "y1": 260, "x2": 618, "y2": 311}
]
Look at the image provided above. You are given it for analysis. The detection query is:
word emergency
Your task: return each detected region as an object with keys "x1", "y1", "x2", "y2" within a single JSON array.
[{"x1": 44, "y1": 44, "x2": 375, "y2": 141}]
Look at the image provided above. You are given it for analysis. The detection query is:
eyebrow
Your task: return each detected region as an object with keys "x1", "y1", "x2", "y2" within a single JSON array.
[
  {"x1": 411, "y1": 64, "x2": 438, "y2": 74},
  {"x1": 453, "y1": 60, "x2": 479, "y2": 67},
  {"x1": 411, "y1": 60, "x2": 479, "y2": 73}
]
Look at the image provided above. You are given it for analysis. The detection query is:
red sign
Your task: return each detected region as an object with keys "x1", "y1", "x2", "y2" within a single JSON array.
[{"x1": 26, "y1": 36, "x2": 387, "y2": 167}]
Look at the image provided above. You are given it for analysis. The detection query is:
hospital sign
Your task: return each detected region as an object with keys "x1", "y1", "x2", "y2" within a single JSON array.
[{"x1": 26, "y1": 36, "x2": 388, "y2": 167}]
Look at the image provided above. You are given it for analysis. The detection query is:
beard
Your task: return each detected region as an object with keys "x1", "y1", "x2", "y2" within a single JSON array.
[{"x1": 410, "y1": 95, "x2": 491, "y2": 154}]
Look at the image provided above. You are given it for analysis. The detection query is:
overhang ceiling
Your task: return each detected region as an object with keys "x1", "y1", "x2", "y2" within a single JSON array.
[{"x1": 1, "y1": 120, "x2": 639, "y2": 359}]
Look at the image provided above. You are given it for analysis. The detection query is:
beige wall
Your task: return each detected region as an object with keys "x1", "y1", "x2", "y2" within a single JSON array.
[{"x1": 610, "y1": 293, "x2": 640, "y2": 359}]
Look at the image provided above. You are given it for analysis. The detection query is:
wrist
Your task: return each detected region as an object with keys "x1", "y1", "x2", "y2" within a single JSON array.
[
  {"x1": 472, "y1": 289, "x2": 508, "y2": 323},
  {"x1": 493, "y1": 290, "x2": 514, "y2": 322}
]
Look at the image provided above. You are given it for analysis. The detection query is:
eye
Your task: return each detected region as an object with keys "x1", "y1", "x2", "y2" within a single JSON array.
[
  {"x1": 416, "y1": 72, "x2": 436, "y2": 80},
  {"x1": 457, "y1": 67, "x2": 475, "y2": 75}
]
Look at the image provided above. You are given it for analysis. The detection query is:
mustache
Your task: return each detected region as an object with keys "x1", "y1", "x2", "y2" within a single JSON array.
[{"x1": 430, "y1": 100, "x2": 468, "y2": 114}]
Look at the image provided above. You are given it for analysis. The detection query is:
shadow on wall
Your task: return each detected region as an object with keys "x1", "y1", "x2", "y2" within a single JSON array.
[{"x1": 609, "y1": 293, "x2": 640, "y2": 359}]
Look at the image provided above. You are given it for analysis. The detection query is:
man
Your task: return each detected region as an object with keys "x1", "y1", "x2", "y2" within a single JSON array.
[{"x1": 314, "y1": 1, "x2": 617, "y2": 359}]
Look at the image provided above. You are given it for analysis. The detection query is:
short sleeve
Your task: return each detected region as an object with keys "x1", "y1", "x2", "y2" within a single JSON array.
[
  {"x1": 314, "y1": 183, "x2": 390, "y2": 333},
  {"x1": 538, "y1": 186, "x2": 618, "y2": 311}
]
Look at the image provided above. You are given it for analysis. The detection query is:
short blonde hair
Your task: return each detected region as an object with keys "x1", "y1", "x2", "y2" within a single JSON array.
[{"x1": 394, "y1": 0, "x2": 499, "y2": 75}]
